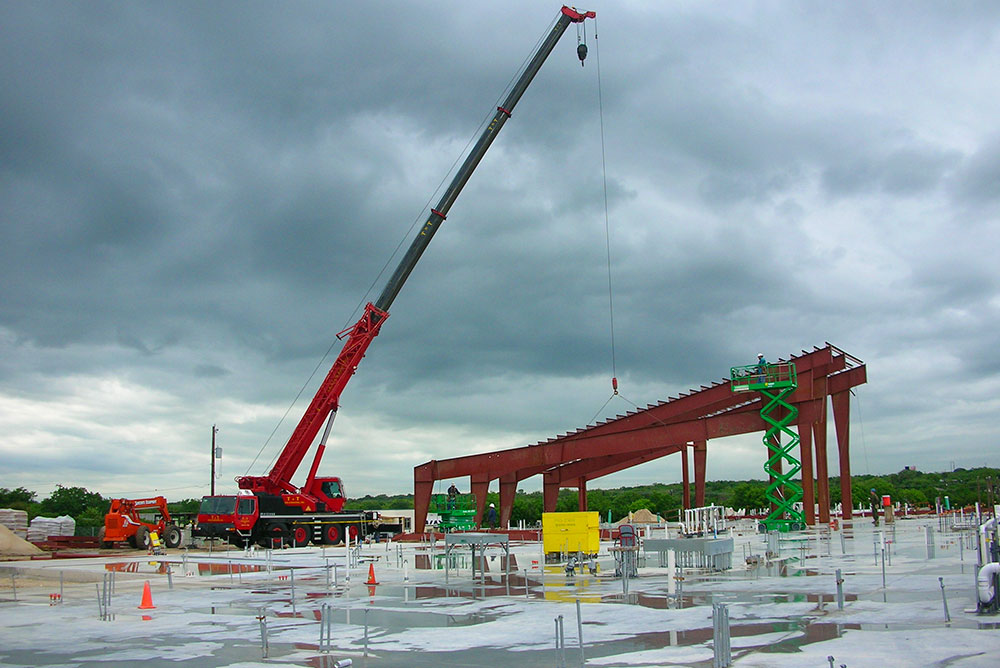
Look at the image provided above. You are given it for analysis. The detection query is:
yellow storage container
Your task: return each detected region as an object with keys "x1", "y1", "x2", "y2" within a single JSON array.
[{"x1": 542, "y1": 511, "x2": 600, "y2": 556}]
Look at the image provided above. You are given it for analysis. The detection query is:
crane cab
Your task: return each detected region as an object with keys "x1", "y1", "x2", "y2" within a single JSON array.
[{"x1": 306, "y1": 476, "x2": 346, "y2": 512}]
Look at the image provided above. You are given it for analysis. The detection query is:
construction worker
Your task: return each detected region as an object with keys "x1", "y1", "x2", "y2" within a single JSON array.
[
  {"x1": 485, "y1": 503, "x2": 498, "y2": 529},
  {"x1": 447, "y1": 483, "x2": 459, "y2": 509},
  {"x1": 869, "y1": 489, "x2": 880, "y2": 526},
  {"x1": 755, "y1": 353, "x2": 768, "y2": 384}
]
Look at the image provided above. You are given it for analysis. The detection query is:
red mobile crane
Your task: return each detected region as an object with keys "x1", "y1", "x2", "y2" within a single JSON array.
[{"x1": 194, "y1": 6, "x2": 596, "y2": 548}]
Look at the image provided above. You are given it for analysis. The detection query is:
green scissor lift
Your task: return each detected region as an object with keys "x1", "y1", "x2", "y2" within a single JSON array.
[
  {"x1": 430, "y1": 494, "x2": 477, "y2": 532},
  {"x1": 731, "y1": 361, "x2": 805, "y2": 532}
]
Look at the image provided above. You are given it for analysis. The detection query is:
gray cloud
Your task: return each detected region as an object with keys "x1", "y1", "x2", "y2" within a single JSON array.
[{"x1": 2, "y1": 1, "x2": 999, "y2": 498}]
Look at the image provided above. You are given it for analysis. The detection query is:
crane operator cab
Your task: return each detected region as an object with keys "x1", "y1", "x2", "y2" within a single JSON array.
[{"x1": 311, "y1": 477, "x2": 346, "y2": 512}]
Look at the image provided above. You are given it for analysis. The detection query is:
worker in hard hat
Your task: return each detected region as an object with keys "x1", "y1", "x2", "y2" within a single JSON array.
[
  {"x1": 755, "y1": 353, "x2": 768, "y2": 384},
  {"x1": 485, "y1": 503, "x2": 498, "y2": 529}
]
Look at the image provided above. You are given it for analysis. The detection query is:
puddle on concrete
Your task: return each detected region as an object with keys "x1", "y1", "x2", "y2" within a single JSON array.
[{"x1": 104, "y1": 560, "x2": 263, "y2": 577}]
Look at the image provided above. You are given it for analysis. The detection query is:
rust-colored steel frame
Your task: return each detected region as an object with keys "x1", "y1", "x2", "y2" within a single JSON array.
[{"x1": 413, "y1": 344, "x2": 866, "y2": 532}]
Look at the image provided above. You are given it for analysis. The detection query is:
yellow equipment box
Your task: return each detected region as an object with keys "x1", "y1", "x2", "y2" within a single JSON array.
[{"x1": 542, "y1": 511, "x2": 600, "y2": 555}]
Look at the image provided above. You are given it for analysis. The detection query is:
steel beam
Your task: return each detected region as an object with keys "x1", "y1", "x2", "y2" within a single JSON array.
[{"x1": 410, "y1": 345, "x2": 866, "y2": 533}]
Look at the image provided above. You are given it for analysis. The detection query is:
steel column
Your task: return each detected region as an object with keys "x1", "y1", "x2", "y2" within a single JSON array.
[
  {"x1": 813, "y1": 396, "x2": 831, "y2": 524},
  {"x1": 832, "y1": 390, "x2": 853, "y2": 519},
  {"x1": 414, "y1": 471, "x2": 434, "y2": 533},
  {"x1": 694, "y1": 440, "x2": 707, "y2": 507},
  {"x1": 578, "y1": 478, "x2": 588, "y2": 511},
  {"x1": 470, "y1": 475, "x2": 489, "y2": 527},
  {"x1": 543, "y1": 474, "x2": 560, "y2": 513},
  {"x1": 682, "y1": 445, "x2": 691, "y2": 510},
  {"x1": 499, "y1": 473, "x2": 517, "y2": 529},
  {"x1": 799, "y1": 410, "x2": 815, "y2": 526}
]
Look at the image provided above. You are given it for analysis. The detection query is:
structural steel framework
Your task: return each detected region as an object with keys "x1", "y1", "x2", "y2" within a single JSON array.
[{"x1": 412, "y1": 344, "x2": 867, "y2": 533}]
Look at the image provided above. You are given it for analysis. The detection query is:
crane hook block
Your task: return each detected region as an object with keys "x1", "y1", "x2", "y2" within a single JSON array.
[
  {"x1": 612, "y1": 376, "x2": 618, "y2": 394},
  {"x1": 577, "y1": 43, "x2": 588, "y2": 65}
]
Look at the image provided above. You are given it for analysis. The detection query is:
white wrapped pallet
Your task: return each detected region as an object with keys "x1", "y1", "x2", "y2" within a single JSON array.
[
  {"x1": 0, "y1": 508, "x2": 29, "y2": 539},
  {"x1": 28, "y1": 515, "x2": 76, "y2": 542}
]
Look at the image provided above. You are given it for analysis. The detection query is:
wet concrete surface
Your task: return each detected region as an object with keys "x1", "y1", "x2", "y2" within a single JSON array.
[{"x1": 2, "y1": 516, "x2": 1000, "y2": 666}]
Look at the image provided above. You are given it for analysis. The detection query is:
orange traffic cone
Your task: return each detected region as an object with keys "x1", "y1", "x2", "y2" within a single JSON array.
[
  {"x1": 138, "y1": 580, "x2": 156, "y2": 609},
  {"x1": 366, "y1": 563, "x2": 378, "y2": 585}
]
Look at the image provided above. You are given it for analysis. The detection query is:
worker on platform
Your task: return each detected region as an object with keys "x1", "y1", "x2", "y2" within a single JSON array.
[
  {"x1": 869, "y1": 489, "x2": 880, "y2": 526},
  {"x1": 755, "y1": 352, "x2": 768, "y2": 384},
  {"x1": 447, "y1": 483, "x2": 459, "y2": 510},
  {"x1": 485, "y1": 503, "x2": 498, "y2": 529}
]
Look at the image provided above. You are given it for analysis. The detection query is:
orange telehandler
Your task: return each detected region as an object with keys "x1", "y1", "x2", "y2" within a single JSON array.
[{"x1": 99, "y1": 496, "x2": 182, "y2": 549}]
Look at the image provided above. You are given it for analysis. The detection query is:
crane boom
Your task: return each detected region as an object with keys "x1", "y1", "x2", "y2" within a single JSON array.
[{"x1": 237, "y1": 6, "x2": 595, "y2": 498}]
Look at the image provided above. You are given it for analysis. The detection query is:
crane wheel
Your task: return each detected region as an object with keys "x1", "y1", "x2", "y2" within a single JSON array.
[
  {"x1": 163, "y1": 524, "x2": 182, "y2": 548},
  {"x1": 323, "y1": 524, "x2": 342, "y2": 545},
  {"x1": 292, "y1": 525, "x2": 310, "y2": 548},
  {"x1": 263, "y1": 523, "x2": 287, "y2": 549}
]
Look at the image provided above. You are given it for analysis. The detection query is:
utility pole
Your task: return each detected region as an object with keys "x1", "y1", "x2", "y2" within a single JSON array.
[{"x1": 211, "y1": 424, "x2": 218, "y2": 496}]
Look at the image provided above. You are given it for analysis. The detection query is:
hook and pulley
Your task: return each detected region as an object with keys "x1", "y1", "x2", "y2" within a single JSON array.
[{"x1": 577, "y1": 42, "x2": 588, "y2": 65}]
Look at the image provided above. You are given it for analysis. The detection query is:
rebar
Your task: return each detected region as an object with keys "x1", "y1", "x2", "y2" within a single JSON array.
[
  {"x1": 939, "y1": 577, "x2": 951, "y2": 623},
  {"x1": 319, "y1": 603, "x2": 334, "y2": 652},
  {"x1": 712, "y1": 602, "x2": 731, "y2": 668},
  {"x1": 554, "y1": 614, "x2": 566, "y2": 668},
  {"x1": 576, "y1": 599, "x2": 585, "y2": 666},
  {"x1": 257, "y1": 609, "x2": 269, "y2": 658},
  {"x1": 363, "y1": 608, "x2": 370, "y2": 658},
  {"x1": 835, "y1": 569, "x2": 844, "y2": 610}
]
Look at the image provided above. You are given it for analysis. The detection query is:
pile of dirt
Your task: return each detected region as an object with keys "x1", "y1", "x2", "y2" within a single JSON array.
[{"x1": 0, "y1": 523, "x2": 44, "y2": 556}]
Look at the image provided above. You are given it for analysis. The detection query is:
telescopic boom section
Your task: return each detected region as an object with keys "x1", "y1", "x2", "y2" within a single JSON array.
[{"x1": 237, "y1": 6, "x2": 595, "y2": 496}]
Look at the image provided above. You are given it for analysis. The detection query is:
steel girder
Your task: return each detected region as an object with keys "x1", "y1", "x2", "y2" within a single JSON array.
[{"x1": 413, "y1": 344, "x2": 866, "y2": 532}]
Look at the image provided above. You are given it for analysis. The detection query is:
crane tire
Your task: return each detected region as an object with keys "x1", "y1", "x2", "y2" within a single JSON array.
[
  {"x1": 163, "y1": 524, "x2": 182, "y2": 548},
  {"x1": 292, "y1": 525, "x2": 310, "y2": 548},
  {"x1": 262, "y1": 523, "x2": 287, "y2": 549},
  {"x1": 134, "y1": 525, "x2": 151, "y2": 550},
  {"x1": 323, "y1": 524, "x2": 342, "y2": 545}
]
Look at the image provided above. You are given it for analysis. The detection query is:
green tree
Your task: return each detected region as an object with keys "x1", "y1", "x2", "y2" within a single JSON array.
[
  {"x1": 628, "y1": 497, "x2": 653, "y2": 513},
  {"x1": 0, "y1": 487, "x2": 37, "y2": 513},
  {"x1": 897, "y1": 488, "x2": 927, "y2": 506},
  {"x1": 731, "y1": 482, "x2": 768, "y2": 511},
  {"x1": 38, "y1": 485, "x2": 105, "y2": 518}
]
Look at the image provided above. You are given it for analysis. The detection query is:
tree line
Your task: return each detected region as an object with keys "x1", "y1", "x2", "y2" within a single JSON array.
[{"x1": 3, "y1": 466, "x2": 998, "y2": 533}]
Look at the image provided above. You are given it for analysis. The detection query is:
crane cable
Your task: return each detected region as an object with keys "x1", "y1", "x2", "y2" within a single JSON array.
[
  {"x1": 596, "y1": 19, "x2": 618, "y2": 396},
  {"x1": 585, "y1": 17, "x2": 627, "y2": 426},
  {"x1": 595, "y1": 18, "x2": 620, "y2": 398}
]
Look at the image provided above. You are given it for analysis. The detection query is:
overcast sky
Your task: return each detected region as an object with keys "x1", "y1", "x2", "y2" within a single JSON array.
[{"x1": 2, "y1": 1, "x2": 999, "y2": 502}]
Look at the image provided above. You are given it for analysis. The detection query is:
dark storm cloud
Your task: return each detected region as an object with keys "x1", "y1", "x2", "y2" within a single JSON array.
[{"x1": 2, "y1": 1, "x2": 1000, "y2": 497}]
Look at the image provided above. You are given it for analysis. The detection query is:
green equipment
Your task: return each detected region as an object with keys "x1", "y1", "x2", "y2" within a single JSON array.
[
  {"x1": 731, "y1": 360, "x2": 805, "y2": 532},
  {"x1": 430, "y1": 494, "x2": 477, "y2": 532}
]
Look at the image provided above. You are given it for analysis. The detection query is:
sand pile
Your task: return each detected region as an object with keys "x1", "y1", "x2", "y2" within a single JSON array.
[{"x1": 0, "y1": 523, "x2": 44, "y2": 556}]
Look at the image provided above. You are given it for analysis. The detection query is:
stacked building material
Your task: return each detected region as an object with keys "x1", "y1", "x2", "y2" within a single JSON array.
[
  {"x1": 0, "y1": 508, "x2": 28, "y2": 539},
  {"x1": 27, "y1": 515, "x2": 76, "y2": 542}
]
